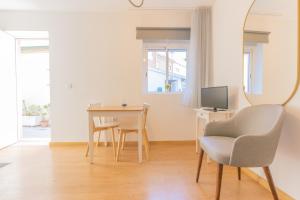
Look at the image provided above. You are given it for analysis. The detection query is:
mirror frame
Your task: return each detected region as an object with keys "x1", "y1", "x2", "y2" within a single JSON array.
[{"x1": 242, "y1": 0, "x2": 300, "y2": 105}]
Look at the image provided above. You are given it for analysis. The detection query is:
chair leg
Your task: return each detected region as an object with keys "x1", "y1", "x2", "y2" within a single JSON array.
[
  {"x1": 196, "y1": 149, "x2": 204, "y2": 183},
  {"x1": 237, "y1": 167, "x2": 241, "y2": 180},
  {"x1": 85, "y1": 143, "x2": 89, "y2": 157},
  {"x1": 111, "y1": 128, "x2": 116, "y2": 161},
  {"x1": 263, "y1": 166, "x2": 279, "y2": 200},
  {"x1": 142, "y1": 130, "x2": 149, "y2": 160},
  {"x1": 104, "y1": 132, "x2": 108, "y2": 147},
  {"x1": 216, "y1": 164, "x2": 223, "y2": 200},
  {"x1": 97, "y1": 131, "x2": 101, "y2": 147},
  {"x1": 121, "y1": 133, "x2": 126, "y2": 150},
  {"x1": 116, "y1": 130, "x2": 123, "y2": 162},
  {"x1": 144, "y1": 128, "x2": 150, "y2": 150}
]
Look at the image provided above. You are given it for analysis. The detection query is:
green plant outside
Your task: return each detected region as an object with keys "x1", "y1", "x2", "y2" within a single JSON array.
[{"x1": 23, "y1": 100, "x2": 50, "y2": 118}]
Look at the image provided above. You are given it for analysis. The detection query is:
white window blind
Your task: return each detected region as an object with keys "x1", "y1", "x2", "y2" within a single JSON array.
[
  {"x1": 244, "y1": 30, "x2": 270, "y2": 43},
  {"x1": 136, "y1": 27, "x2": 191, "y2": 41}
]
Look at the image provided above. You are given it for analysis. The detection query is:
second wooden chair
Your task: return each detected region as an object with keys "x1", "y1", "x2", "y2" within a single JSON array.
[{"x1": 116, "y1": 103, "x2": 150, "y2": 161}]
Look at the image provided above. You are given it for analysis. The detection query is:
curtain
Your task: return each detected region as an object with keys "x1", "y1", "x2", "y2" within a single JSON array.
[{"x1": 182, "y1": 7, "x2": 212, "y2": 108}]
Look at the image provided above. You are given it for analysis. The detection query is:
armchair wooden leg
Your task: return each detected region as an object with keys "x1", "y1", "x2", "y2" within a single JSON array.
[
  {"x1": 196, "y1": 149, "x2": 204, "y2": 183},
  {"x1": 216, "y1": 164, "x2": 223, "y2": 200},
  {"x1": 263, "y1": 166, "x2": 279, "y2": 200},
  {"x1": 237, "y1": 167, "x2": 241, "y2": 180}
]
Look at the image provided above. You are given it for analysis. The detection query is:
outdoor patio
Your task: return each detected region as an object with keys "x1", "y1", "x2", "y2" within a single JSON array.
[{"x1": 22, "y1": 126, "x2": 50, "y2": 139}]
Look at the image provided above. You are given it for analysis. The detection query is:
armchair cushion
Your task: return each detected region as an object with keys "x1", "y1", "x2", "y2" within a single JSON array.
[{"x1": 200, "y1": 136, "x2": 235, "y2": 165}]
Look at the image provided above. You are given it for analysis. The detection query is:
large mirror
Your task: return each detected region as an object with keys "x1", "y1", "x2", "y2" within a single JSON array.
[{"x1": 243, "y1": 0, "x2": 299, "y2": 105}]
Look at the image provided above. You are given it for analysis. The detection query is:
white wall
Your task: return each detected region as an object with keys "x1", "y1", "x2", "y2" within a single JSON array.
[
  {"x1": 0, "y1": 10, "x2": 194, "y2": 142},
  {"x1": 213, "y1": 0, "x2": 300, "y2": 198}
]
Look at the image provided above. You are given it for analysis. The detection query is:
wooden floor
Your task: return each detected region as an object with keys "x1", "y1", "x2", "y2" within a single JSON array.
[{"x1": 0, "y1": 142, "x2": 274, "y2": 200}]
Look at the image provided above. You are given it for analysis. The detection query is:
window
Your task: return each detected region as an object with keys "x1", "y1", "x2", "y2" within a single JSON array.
[
  {"x1": 144, "y1": 42, "x2": 188, "y2": 93},
  {"x1": 243, "y1": 44, "x2": 264, "y2": 95},
  {"x1": 243, "y1": 50, "x2": 252, "y2": 93}
]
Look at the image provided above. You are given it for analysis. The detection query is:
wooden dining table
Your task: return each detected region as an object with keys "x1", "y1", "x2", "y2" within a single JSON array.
[{"x1": 87, "y1": 105, "x2": 145, "y2": 163}]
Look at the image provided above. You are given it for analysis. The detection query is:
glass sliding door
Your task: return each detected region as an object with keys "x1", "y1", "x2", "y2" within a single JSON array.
[{"x1": 0, "y1": 30, "x2": 18, "y2": 149}]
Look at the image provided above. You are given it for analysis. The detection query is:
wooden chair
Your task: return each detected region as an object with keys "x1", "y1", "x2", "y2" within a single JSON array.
[
  {"x1": 116, "y1": 103, "x2": 150, "y2": 161},
  {"x1": 85, "y1": 104, "x2": 119, "y2": 160}
]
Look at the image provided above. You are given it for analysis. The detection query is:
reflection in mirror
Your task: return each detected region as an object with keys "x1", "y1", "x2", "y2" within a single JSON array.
[{"x1": 243, "y1": 0, "x2": 298, "y2": 105}]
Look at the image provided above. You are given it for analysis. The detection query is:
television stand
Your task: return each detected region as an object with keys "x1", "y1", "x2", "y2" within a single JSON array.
[
  {"x1": 203, "y1": 107, "x2": 218, "y2": 112},
  {"x1": 203, "y1": 108, "x2": 228, "y2": 112}
]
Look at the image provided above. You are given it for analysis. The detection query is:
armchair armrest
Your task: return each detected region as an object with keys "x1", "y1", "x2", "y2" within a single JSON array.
[
  {"x1": 204, "y1": 119, "x2": 236, "y2": 137},
  {"x1": 230, "y1": 133, "x2": 278, "y2": 167}
]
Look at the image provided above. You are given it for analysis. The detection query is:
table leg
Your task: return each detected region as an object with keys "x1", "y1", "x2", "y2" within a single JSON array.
[
  {"x1": 137, "y1": 112, "x2": 143, "y2": 163},
  {"x1": 88, "y1": 112, "x2": 94, "y2": 164}
]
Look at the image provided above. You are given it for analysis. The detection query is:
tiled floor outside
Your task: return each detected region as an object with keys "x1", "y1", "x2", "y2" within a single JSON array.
[{"x1": 22, "y1": 126, "x2": 51, "y2": 139}]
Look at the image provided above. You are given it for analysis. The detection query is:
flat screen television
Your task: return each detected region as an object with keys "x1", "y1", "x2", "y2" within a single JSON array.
[{"x1": 201, "y1": 86, "x2": 228, "y2": 112}]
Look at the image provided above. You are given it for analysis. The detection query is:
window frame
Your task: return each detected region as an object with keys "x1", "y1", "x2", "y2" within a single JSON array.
[
  {"x1": 243, "y1": 48, "x2": 254, "y2": 94},
  {"x1": 143, "y1": 40, "x2": 189, "y2": 95},
  {"x1": 244, "y1": 44, "x2": 264, "y2": 95}
]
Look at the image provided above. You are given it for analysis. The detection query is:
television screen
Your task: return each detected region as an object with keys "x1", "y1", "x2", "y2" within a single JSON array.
[{"x1": 201, "y1": 86, "x2": 228, "y2": 111}]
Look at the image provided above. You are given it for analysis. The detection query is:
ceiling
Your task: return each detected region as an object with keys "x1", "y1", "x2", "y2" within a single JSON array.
[{"x1": 0, "y1": 0, "x2": 215, "y2": 12}]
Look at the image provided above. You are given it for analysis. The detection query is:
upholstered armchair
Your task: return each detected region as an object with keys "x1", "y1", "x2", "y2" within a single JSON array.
[{"x1": 196, "y1": 104, "x2": 285, "y2": 200}]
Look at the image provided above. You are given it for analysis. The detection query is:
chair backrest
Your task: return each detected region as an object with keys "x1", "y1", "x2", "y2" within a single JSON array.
[
  {"x1": 89, "y1": 103, "x2": 116, "y2": 127},
  {"x1": 89, "y1": 103, "x2": 102, "y2": 127},
  {"x1": 233, "y1": 104, "x2": 284, "y2": 138},
  {"x1": 142, "y1": 103, "x2": 150, "y2": 129},
  {"x1": 230, "y1": 104, "x2": 285, "y2": 167}
]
